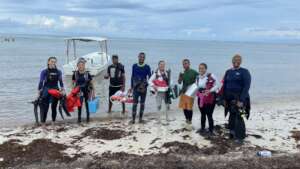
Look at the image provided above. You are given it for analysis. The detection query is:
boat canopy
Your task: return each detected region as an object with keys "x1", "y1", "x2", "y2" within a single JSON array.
[
  {"x1": 65, "y1": 37, "x2": 107, "y2": 42},
  {"x1": 64, "y1": 36, "x2": 108, "y2": 63}
]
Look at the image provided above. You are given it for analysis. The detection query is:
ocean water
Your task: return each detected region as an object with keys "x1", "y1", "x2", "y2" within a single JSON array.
[{"x1": 0, "y1": 35, "x2": 300, "y2": 127}]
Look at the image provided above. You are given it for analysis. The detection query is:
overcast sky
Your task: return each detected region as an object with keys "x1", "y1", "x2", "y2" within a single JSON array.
[{"x1": 1, "y1": 0, "x2": 300, "y2": 41}]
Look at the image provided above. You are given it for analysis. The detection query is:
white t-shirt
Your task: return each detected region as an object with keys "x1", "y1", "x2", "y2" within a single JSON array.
[{"x1": 196, "y1": 73, "x2": 219, "y2": 93}]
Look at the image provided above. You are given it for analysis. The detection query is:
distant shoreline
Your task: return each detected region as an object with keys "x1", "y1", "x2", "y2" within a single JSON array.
[{"x1": 1, "y1": 33, "x2": 300, "y2": 44}]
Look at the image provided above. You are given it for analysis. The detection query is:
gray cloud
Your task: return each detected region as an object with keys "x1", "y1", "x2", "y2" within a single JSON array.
[
  {"x1": 0, "y1": 0, "x2": 299, "y2": 41},
  {"x1": 0, "y1": 0, "x2": 273, "y2": 17}
]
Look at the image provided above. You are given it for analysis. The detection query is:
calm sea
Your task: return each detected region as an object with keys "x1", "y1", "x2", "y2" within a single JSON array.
[{"x1": 0, "y1": 35, "x2": 300, "y2": 127}]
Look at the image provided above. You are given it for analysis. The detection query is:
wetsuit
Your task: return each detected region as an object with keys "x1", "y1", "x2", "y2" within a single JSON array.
[
  {"x1": 38, "y1": 68, "x2": 64, "y2": 123},
  {"x1": 131, "y1": 63, "x2": 151, "y2": 122},
  {"x1": 223, "y1": 67, "x2": 251, "y2": 140},
  {"x1": 72, "y1": 71, "x2": 92, "y2": 123}
]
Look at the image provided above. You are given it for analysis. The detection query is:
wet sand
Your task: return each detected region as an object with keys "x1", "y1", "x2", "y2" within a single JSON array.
[{"x1": 1, "y1": 99, "x2": 300, "y2": 169}]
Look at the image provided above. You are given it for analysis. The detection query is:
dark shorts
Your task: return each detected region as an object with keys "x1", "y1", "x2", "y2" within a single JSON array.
[{"x1": 109, "y1": 86, "x2": 122, "y2": 97}]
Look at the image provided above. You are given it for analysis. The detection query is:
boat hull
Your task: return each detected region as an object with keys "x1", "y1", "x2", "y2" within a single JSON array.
[{"x1": 63, "y1": 52, "x2": 110, "y2": 76}]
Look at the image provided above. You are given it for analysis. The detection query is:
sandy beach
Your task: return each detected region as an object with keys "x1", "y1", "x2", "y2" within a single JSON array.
[
  {"x1": 0, "y1": 98, "x2": 300, "y2": 169},
  {"x1": 1, "y1": 0, "x2": 300, "y2": 168}
]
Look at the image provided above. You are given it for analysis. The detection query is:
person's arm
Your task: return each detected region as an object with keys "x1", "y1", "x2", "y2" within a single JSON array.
[
  {"x1": 222, "y1": 70, "x2": 229, "y2": 107},
  {"x1": 58, "y1": 70, "x2": 65, "y2": 93},
  {"x1": 121, "y1": 66, "x2": 126, "y2": 91},
  {"x1": 178, "y1": 72, "x2": 183, "y2": 84},
  {"x1": 87, "y1": 73, "x2": 93, "y2": 82},
  {"x1": 223, "y1": 70, "x2": 229, "y2": 95},
  {"x1": 210, "y1": 74, "x2": 220, "y2": 93},
  {"x1": 148, "y1": 73, "x2": 156, "y2": 87},
  {"x1": 72, "y1": 72, "x2": 76, "y2": 87},
  {"x1": 147, "y1": 65, "x2": 152, "y2": 80},
  {"x1": 58, "y1": 71, "x2": 64, "y2": 88},
  {"x1": 104, "y1": 66, "x2": 110, "y2": 79},
  {"x1": 239, "y1": 69, "x2": 251, "y2": 103},
  {"x1": 192, "y1": 69, "x2": 199, "y2": 84},
  {"x1": 38, "y1": 70, "x2": 46, "y2": 91},
  {"x1": 88, "y1": 73, "x2": 95, "y2": 91},
  {"x1": 130, "y1": 64, "x2": 135, "y2": 89}
]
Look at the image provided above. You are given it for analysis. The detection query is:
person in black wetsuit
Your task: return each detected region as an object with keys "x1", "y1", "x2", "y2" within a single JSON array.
[
  {"x1": 129, "y1": 52, "x2": 151, "y2": 124},
  {"x1": 104, "y1": 55, "x2": 126, "y2": 114},
  {"x1": 223, "y1": 54, "x2": 251, "y2": 144},
  {"x1": 72, "y1": 58, "x2": 93, "y2": 123},
  {"x1": 38, "y1": 56, "x2": 65, "y2": 128}
]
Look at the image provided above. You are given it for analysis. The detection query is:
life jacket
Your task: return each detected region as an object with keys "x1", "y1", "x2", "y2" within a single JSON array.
[
  {"x1": 74, "y1": 71, "x2": 89, "y2": 82},
  {"x1": 205, "y1": 73, "x2": 216, "y2": 91},
  {"x1": 196, "y1": 73, "x2": 216, "y2": 107},
  {"x1": 154, "y1": 69, "x2": 170, "y2": 85},
  {"x1": 73, "y1": 71, "x2": 90, "y2": 88},
  {"x1": 42, "y1": 68, "x2": 59, "y2": 89},
  {"x1": 48, "y1": 89, "x2": 62, "y2": 98},
  {"x1": 196, "y1": 73, "x2": 215, "y2": 91},
  {"x1": 66, "y1": 86, "x2": 82, "y2": 112}
]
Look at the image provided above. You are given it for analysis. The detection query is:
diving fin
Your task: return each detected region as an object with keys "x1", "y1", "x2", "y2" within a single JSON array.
[
  {"x1": 58, "y1": 102, "x2": 65, "y2": 120},
  {"x1": 61, "y1": 96, "x2": 71, "y2": 117},
  {"x1": 30, "y1": 99, "x2": 40, "y2": 125}
]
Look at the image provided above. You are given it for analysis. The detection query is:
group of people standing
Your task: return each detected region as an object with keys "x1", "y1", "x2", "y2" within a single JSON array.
[
  {"x1": 38, "y1": 57, "x2": 93, "y2": 128},
  {"x1": 177, "y1": 55, "x2": 251, "y2": 143},
  {"x1": 37, "y1": 52, "x2": 251, "y2": 143}
]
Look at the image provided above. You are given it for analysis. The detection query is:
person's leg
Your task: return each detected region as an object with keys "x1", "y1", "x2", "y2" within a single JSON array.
[
  {"x1": 165, "y1": 103, "x2": 170, "y2": 111},
  {"x1": 162, "y1": 92, "x2": 170, "y2": 120},
  {"x1": 186, "y1": 96, "x2": 194, "y2": 122},
  {"x1": 139, "y1": 103, "x2": 145, "y2": 122},
  {"x1": 234, "y1": 108, "x2": 246, "y2": 141},
  {"x1": 108, "y1": 100, "x2": 113, "y2": 113},
  {"x1": 139, "y1": 91, "x2": 147, "y2": 122},
  {"x1": 40, "y1": 98, "x2": 50, "y2": 124},
  {"x1": 77, "y1": 95, "x2": 84, "y2": 123},
  {"x1": 207, "y1": 104, "x2": 215, "y2": 133},
  {"x1": 40, "y1": 89, "x2": 50, "y2": 127},
  {"x1": 183, "y1": 109, "x2": 189, "y2": 122},
  {"x1": 121, "y1": 102, "x2": 126, "y2": 114},
  {"x1": 164, "y1": 91, "x2": 171, "y2": 110},
  {"x1": 51, "y1": 97, "x2": 58, "y2": 122},
  {"x1": 179, "y1": 95, "x2": 187, "y2": 121},
  {"x1": 78, "y1": 106, "x2": 82, "y2": 123},
  {"x1": 228, "y1": 104, "x2": 237, "y2": 138},
  {"x1": 156, "y1": 92, "x2": 163, "y2": 111},
  {"x1": 85, "y1": 94, "x2": 90, "y2": 123},
  {"x1": 131, "y1": 90, "x2": 139, "y2": 123},
  {"x1": 196, "y1": 106, "x2": 207, "y2": 134},
  {"x1": 187, "y1": 110, "x2": 193, "y2": 122},
  {"x1": 108, "y1": 87, "x2": 114, "y2": 113},
  {"x1": 199, "y1": 106, "x2": 206, "y2": 130},
  {"x1": 185, "y1": 110, "x2": 191, "y2": 123}
]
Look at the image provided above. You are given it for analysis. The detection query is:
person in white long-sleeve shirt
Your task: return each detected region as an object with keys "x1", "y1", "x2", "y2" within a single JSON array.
[
  {"x1": 196, "y1": 63, "x2": 219, "y2": 135},
  {"x1": 148, "y1": 60, "x2": 171, "y2": 120}
]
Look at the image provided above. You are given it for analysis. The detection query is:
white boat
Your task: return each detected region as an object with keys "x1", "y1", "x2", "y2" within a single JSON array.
[{"x1": 63, "y1": 37, "x2": 111, "y2": 76}]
